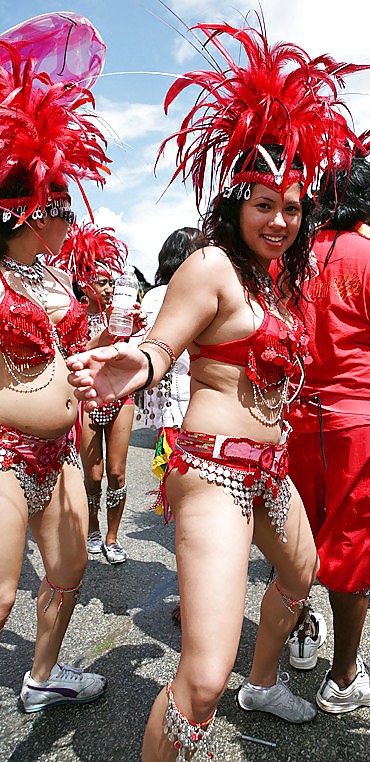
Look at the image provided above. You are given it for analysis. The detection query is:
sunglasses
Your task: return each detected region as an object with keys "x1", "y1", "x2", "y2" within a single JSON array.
[{"x1": 57, "y1": 207, "x2": 77, "y2": 226}]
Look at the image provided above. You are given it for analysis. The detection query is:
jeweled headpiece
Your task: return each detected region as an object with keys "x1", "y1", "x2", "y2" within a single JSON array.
[
  {"x1": 157, "y1": 17, "x2": 370, "y2": 206},
  {"x1": 0, "y1": 38, "x2": 110, "y2": 223},
  {"x1": 48, "y1": 221, "x2": 128, "y2": 285}
]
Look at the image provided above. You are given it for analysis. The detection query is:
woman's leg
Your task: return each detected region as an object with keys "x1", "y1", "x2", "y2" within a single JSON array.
[
  {"x1": 104, "y1": 402, "x2": 134, "y2": 550},
  {"x1": 80, "y1": 412, "x2": 104, "y2": 538},
  {"x1": 142, "y1": 468, "x2": 254, "y2": 762},
  {"x1": 249, "y1": 479, "x2": 319, "y2": 687},
  {"x1": 28, "y1": 463, "x2": 89, "y2": 681},
  {"x1": 0, "y1": 471, "x2": 29, "y2": 631}
]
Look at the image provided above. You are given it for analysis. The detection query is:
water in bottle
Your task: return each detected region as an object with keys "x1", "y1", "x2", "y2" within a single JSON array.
[{"x1": 108, "y1": 265, "x2": 138, "y2": 337}]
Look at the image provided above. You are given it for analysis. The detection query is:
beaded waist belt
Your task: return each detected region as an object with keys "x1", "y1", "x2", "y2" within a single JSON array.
[
  {"x1": 160, "y1": 427, "x2": 291, "y2": 541},
  {"x1": 178, "y1": 429, "x2": 289, "y2": 479}
]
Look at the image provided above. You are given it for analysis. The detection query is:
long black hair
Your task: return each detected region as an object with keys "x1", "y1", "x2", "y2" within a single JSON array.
[
  {"x1": 154, "y1": 226, "x2": 207, "y2": 285},
  {"x1": 202, "y1": 144, "x2": 315, "y2": 305}
]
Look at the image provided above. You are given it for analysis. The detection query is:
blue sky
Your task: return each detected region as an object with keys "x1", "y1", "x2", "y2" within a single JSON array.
[{"x1": 1, "y1": 0, "x2": 370, "y2": 280}]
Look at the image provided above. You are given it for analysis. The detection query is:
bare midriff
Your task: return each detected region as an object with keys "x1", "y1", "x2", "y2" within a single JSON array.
[
  {"x1": 184, "y1": 359, "x2": 283, "y2": 444},
  {"x1": 0, "y1": 350, "x2": 78, "y2": 439}
]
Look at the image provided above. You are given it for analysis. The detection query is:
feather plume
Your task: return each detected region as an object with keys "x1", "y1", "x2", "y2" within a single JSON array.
[
  {"x1": 156, "y1": 20, "x2": 370, "y2": 205},
  {"x1": 0, "y1": 41, "x2": 110, "y2": 217},
  {"x1": 48, "y1": 221, "x2": 127, "y2": 283}
]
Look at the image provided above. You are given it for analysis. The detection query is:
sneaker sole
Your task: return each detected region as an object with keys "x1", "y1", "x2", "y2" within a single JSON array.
[
  {"x1": 289, "y1": 653, "x2": 318, "y2": 670},
  {"x1": 18, "y1": 688, "x2": 106, "y2": 714},
  {"x1": 87, "y1": 547, "x2": 103, "y2": 554},
  {"x1": 316, "y1": 692, "x2": 370, "y2": 714}
]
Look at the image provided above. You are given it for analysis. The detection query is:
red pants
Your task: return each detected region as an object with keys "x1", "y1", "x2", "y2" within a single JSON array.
[{"x1": 288, "y1": 425, "x2": 370, "y2": 594}]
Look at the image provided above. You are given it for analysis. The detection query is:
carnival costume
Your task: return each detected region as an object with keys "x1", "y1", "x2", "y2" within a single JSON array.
[
  {"x1": 0, "y1": 28, "x2": 110, "y2": 620},
  {"x1": 288, "y1": 226, "x2": 370, "y2": 596},
  {"x1": 148, "y1": 15, "x2": 370, "y2": 759},
  {"x1": 50, "y1": 221, "x2": 134, "y2": 519}
]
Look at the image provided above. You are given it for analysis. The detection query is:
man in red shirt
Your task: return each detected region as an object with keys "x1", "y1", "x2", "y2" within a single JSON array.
[{"x1": 287, "y1": 157, "x2": 370, "y2": 713}]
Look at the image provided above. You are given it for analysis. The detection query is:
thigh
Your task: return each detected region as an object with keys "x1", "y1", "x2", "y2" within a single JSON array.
[
  {"x1": 29, "y1": 463, "x2": 88, "y2": 585},
  {"x1": 253, "y1": 477, "x2": 318, "y2": 596},
  {"x1": 166, "y1": 467, "x2": 253, "y2": 674},
  {"x1": 105, "y1": 402, "x2": 134, "y2": 476},
  {"x1": 80, "y1": 412, "x2": 104, "y2": 485},
  {"x1": 0, "y1": 470, "x2": 29, "y2": 593}
]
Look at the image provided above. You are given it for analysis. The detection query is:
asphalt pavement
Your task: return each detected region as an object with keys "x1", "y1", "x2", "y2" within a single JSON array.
[{"x1": 0, "y1": 420, "x2": 369, "y2": 762}]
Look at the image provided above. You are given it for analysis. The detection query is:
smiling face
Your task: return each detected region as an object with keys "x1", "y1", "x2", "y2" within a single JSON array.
[{"x1": 239, "y1": 183, "x2": 302, "y2": 270}]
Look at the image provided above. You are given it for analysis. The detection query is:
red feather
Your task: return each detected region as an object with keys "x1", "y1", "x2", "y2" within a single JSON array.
[
  {"x1": 157, "y1": 21, "x2": 370, "y2": 206},
  {"x1": 47, "y1": 221, "x2": 128, "y2": 284},
  {"x1": 0, "y1": 41, "x2": 110, "y2": 217}
]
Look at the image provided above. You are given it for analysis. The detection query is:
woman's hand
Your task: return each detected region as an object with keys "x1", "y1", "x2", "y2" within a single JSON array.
[
  {"x1": 66, "y1": 343, "x2": 149, "y2": 409},
  {"x1": 131, "y1": 302, "x2": 148, "y2": 335}
]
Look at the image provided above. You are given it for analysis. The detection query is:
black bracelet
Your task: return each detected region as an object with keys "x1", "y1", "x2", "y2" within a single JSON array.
[{"x1": 136, "y1": 350, "x2": 154, "y2": 391}]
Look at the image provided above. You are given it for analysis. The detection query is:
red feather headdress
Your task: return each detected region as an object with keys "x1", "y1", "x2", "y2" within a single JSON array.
[
  {"x1": 157, "y1": 19, "x2": 370, "y2": 206},
  {"x1": 0, "y1": 41, "x2": 110, "y2": 221},
  {"x1": 48, "y1": 221, "x2": 128, "y2": 285}
]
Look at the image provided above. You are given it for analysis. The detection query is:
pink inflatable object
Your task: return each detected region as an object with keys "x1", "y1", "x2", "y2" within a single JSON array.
[{"x1": 0, "y1": 11, "x2": 105, "y2": 89}]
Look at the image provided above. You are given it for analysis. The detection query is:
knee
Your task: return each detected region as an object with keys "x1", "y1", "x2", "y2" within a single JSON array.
[
  {"x1": 181, "y1": 662, "x2": 230, "y2": 716},
  {"x1": 85, "y1": 477, "x2": 103, "y2": 496},
  {"x1": 106, "y1": 469, "x2": 126, "y2": 490},
  {"x1": 0, "y1": 586, "x2": 17, "y2": 629}
]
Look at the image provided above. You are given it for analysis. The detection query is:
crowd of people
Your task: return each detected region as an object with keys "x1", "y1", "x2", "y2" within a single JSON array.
[{"x1": 0, "y1": 11, "x2": 368, "y2": 762}]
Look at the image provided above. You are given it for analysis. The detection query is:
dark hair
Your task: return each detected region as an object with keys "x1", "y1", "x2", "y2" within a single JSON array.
[
  {"x1": 0, "y1": 174, "x2": 67, "y2": 259},
  {"x1": 133, "y1": 265, "x2": 152, "y2": 297},
  {"x1": 154, "y1": 227, "x2": 207, "y2": 285},
  {"x1": 315, "y1": 157, "x2": 370, "y2": 230},
  {"x1": 202, "y1": 144, "x2": 315, "y2": 305}
]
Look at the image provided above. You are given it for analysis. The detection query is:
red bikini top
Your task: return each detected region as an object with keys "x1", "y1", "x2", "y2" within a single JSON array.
[
  {"x1": 0, "y1": 268, "x2": 88, "y2": 367},
  {"x1": 189, "y1": 301, "x2": 310, "y2": 392}
]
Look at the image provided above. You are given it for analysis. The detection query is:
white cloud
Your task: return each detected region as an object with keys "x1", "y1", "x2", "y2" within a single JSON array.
[{"x1": 92, "y1": 187, "x2": 201, "y2": 282}]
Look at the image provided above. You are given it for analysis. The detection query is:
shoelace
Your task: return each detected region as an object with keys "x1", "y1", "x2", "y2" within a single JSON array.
[
  {"x1": 58, "y1": 664, "x2": 83, "y2": 681},
  {"x1": 88, "y1": 532, "x2": 102, "y2": 541}
]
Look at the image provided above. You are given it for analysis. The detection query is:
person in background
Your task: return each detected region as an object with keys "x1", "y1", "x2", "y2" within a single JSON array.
[
  {"x1": 51, "y1": 222, "x2": 137, "y2": 564},
  {"x1": 285, "y1": 156, "x2": 370, "y2": 713},
  {"x1": 66, "y1": 21, "x2": 368, "y2": 762},
  {"x1": 0, "y1": 43, "x2": 110, "y2": 711}
]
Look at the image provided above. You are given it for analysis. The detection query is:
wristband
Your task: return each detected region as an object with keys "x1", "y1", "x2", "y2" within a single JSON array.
[{"x1": 136, "y1": 350, "x2": 154, "y2": 391}]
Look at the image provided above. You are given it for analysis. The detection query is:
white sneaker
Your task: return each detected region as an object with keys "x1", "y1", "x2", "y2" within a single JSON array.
[
  {"x1": 87, "y1": 531, "x2": 103, "y2": 554},
  {"x1": 102, "y1": 542, "x2": 127, "y2": 564},
  {"x1": 19, "y1": 663, "x2": 107, "y2": 713},
  {"x1": 237, "y1": 671, "x2": 317, "y2": 723},
  {"x1": 288, "y1": 612, "x2": 327, "y2": 670},
  {"x1": 316, "y1": 655, "x2": 370, "y2": 714}
]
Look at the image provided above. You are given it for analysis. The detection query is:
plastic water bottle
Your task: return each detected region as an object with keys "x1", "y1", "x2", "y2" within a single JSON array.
[{"x1": 108, "y1": 265, "x2": 138, "y2": 337}]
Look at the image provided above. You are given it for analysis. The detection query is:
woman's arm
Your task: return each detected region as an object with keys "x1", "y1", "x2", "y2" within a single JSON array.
[{"x1": 67, "y1": 246, "x2": 222, "y2": 405}]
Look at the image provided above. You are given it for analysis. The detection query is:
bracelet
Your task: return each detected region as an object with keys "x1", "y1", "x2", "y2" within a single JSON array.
[
  {"x1": 136, "y1": 350, "x2": 154, "y2": 391},
  {"x1": 139, "y1": 338, "x2": 176, "y2": 370}
]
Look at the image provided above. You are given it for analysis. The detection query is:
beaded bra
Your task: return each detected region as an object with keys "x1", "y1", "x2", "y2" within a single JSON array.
[
  {"x1": 0, "y1": 268, "x2": 88, "y2": 367},
  {"x1": 190, "y1": 295, "x2": 310, "y2": 424}
]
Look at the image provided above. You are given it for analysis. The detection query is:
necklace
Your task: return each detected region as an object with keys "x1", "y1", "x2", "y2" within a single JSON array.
[
  {"x1": 250, "y1": 264, "x2": 278, "y2": 308},
  {"x1": 3, "y1": 255, "x2": 48, "y2": 307}
]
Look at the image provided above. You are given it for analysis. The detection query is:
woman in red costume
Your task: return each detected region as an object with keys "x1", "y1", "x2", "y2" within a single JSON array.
[
  {"x1": 67, "y1": 20, "x2": 368, "y2": 760},
  {"x1": 54, "y1": 222, "x2": 136, "y2": 564},
  {"x1": 0, "y1": 41, "x2": 111, "y2": 712}
]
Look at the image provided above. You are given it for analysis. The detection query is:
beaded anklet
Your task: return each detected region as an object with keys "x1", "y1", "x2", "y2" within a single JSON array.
[
  {"x1": 43, "y1": 576, "x2": 81, "y2": 614},
  {"x1": 106, "y1": 484, "x2": 127, "y2": 510},
  {"x1": 274, "y1": 579, "x2": 311, "y2": 615},
  {"x1": 164, "y1": 680, "x2": 217, "y2": 760}
]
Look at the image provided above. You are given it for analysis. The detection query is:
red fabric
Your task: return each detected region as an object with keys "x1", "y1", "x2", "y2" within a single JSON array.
[
  {"x1": 285, "y1": 228, "x2": 370, "y2": 431},
  {"x1": 0, "y1": 269, "x2": 88, "y2": 366},
  {"x1": 289, "y1": 426, "x2": 370, "y2": 593},
  {"x1": 190, "y1": 299, "x2": 309, "y2": 392},
  {"x1": 0, "y1": 422, "x2": 73, "y2": 479}
]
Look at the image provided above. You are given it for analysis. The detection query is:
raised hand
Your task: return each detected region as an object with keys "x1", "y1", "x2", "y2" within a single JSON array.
[{"x1": 66, "y1": 343, "x2": 149, "y2": 409}]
